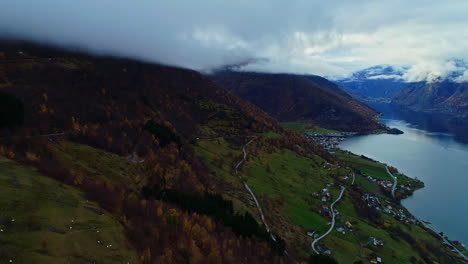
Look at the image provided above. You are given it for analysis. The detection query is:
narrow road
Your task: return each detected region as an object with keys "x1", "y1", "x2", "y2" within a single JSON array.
[
  {"x1": 351, "y1": 172, "x2": 355, "y2": 185},
  {"x1": 385, "y1": 166, "x2": 397, "y2": 198},
  {"x1": 234, "y1": 137, "x2": 297, "y2": 263},
  {"x1": 311, "y1": 186, "x2": 346, "y2": 254},
  {"x1": 419, "y1": 221, "x2": 468, "y2": 261},
  {"x1": 234, "y1": 137, "x2": 274, "y2": 235}
]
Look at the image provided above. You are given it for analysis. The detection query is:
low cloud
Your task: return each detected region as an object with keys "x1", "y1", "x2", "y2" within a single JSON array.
[
  {"x1": 403, "y1": 60, "x2": 468, "y2": 83},
  {"x1": 454, "y1": 70, "x2": 468, "y2": 83},
  {"x1": 1, "y1": 0, "x2": 468, "y2": 78}
]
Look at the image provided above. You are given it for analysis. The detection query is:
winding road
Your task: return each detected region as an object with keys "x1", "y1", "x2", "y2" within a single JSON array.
[
  {"x1": 311, "y1": 186, "x2": 346, "y2": 254},
  {"x1": 234, "y1": 139, "x2": 277, "y2": 240},
  {"x1": 385, "y1": 166, "x2": 397, "y2": 198},
  {"x1": 234, "y1": 137, "x2": 298, "y2": 263}
]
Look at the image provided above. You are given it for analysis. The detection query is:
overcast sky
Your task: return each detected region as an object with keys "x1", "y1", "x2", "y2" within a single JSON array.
[{"x1": 1, "y1": 0, "x2": 468, "y2": 81}]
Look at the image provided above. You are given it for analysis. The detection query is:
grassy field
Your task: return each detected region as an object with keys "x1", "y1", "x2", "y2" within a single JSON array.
[
  {"x1": 281, "y1": 121, "x2": 339, "y2": 134},
  {"x1": 261, "y1": 131, "x2": 281, "y2": 139},
  {"x1": 0, "y1": 156, "x2": 138, "y2": 264},
  {"x1": 193, "y1": 137, "x2": 241, "y2": 187},
  {"x1": 334, "y1": 151, "x2": 392, "y2": 180},
  {"x1": 243, "y1": 149, "x2": 332, "y2": 232},
  {"x1": 51, "y1": 141, "x2": 145, "y2": 190}
]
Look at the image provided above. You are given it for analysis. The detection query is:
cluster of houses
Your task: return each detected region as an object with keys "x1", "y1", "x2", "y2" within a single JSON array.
[
  {"x1": 368, "y1": 240, "x2": 385, "y2": 263},
  {"x1": 362, "y1": 193, "x2": 381, "y2": 208},
  {"x1": 363, "y1": 174, "x2": 393, "y2": 190},
  {"x1": 362, "y1": 172, "x2": 419, "y2": 199},
  {"x1": 395, "y1": 182, "x2": 416, "y2": 196},
  {"x1": 312, "y1": 185, "x2": 333, "y2": 203},
  {"x1": 362, "y1": 193, "x2": 419, "y2": 225},
  {"x1": 305, "y1": 134, "x2": 345, "y2": 153}
]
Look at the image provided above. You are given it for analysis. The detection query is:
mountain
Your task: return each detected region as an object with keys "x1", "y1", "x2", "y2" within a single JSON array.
[
  {"x1": 334, "y1": 65, "x2": 410, "y2": 102},
  {"x1": 0, "y1": 40, "x2": 465, "y2": 264},
  {"x1": 211, "y1": 71, "x2": 384, "y2": 132},
  {"x1": 392, "y1": 80, "x2": 468, "y2": 118},
  {"x1": 0, "y1": 40, "x2": 304, "y2": 263}
]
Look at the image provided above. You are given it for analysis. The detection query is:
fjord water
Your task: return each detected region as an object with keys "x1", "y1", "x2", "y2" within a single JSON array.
[{"x1": 339, "y1": 103, "x2": 468, "y2": 245}]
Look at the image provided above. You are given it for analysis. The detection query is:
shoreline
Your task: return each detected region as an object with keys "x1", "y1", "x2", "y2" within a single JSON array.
[{"x1": 336, "y1": 138, "x2": 468, "y2": 260}]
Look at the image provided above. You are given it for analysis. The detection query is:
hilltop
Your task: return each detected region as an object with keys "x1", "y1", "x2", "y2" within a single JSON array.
[{"x1": 0, "y1": 40, "x2": 466, "y2": 264}]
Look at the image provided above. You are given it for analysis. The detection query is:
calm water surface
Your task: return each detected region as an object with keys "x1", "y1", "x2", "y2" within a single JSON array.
[{"x1": 339, "y1": 104, "x2": 468, "y2": 245}]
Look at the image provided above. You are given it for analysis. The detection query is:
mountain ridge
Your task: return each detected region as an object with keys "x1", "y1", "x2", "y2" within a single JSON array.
[{"x1": 211, "y1": 71, "x2": 384, "y2": 132}]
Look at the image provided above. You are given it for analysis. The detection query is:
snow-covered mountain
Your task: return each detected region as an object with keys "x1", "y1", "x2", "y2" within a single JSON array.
[
  {"x1": 334, "y1": 62, "x2": 468, "y2": 118},
  {"x1": 335, "y1": 61, "x2": 468, "y2": 103},
  {"x1": 334, "y1": 65, "x2": 411, "y2": 102}
]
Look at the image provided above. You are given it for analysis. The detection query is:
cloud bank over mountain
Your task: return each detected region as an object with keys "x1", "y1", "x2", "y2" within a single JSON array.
[{"x1": 1, "y1": 0, "x2": 468, "y2": 80}]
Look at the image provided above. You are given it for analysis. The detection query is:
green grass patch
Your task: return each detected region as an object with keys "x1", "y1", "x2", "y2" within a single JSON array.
[
  {"x1": 261, "y1": 131, "x2": 281, "y2": 139},
  {"x1": 281, "y1": 121, "x2": 339, "y2": 134},
  {"x1": 334, "y1": 151, "x2": 392, "y2": 180},
  {"x1": 0, "y1": 156, "x2": 138, "y2": 264},
  {"x1": 193, "y1": 138, "x2": 241, "y2": 187},
  {"x1": 243, "y1": 149, "x2": 334, "y2": 232},
  {"x1": 192, "y1": 138, "x2": 255, "y2": 215},
  {"x1": 52, "y1": 141, "x2": 144, "y2": 190}
]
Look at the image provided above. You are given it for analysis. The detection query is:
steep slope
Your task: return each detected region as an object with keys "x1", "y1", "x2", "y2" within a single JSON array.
[
  {"x1": 334, "y1": 65, "x2": 410, "y2": 102},
  {"x1": 392, "y1": 81, "x2": 468, "y2": 118},
  {"x1": 0, "y1": 156, "x2": 138, "y2": 264},
  {"x1": 0, "y1": 40, "x2": 465, "y2": 264},
  {"x1": 0, "y1": 40, "x2": 300, "y2": 264},
  {"x1": 211, "y1": 71, "x2": 383, "y2": 132}
]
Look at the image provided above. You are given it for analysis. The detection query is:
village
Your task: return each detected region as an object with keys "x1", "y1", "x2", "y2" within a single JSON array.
[
  {"x1": 308, "y1": 182, "x2": 389, "y2": 263},
  {"x1": 304, "y1": 151, "x2": 463, "y2": 264},
  {"x1": 305, "y1": 132, "x2": 358, "y2": 153}
]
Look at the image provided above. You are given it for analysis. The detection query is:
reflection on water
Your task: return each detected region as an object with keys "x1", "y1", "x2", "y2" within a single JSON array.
[
  {"x1": 369, "y1": 102, "x2": 468, "y2": 144},
  {"x1": 339, "y1": 103, "x2": 468, "y2": 245}
]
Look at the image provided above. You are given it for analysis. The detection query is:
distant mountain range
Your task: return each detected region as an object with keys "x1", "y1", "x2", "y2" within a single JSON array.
[
  {"x1": 334, "y1": 63, "x2": 468, "y2": 118},
  {"x1": 393, "y1": 81, "x2": 468, "y2": 118},
  {"x1": 334, "y1": 65, "x2": 411, "y2": 102},
  {"x1": 211, "y1": 71, "x2": 384, "y2": 132}
]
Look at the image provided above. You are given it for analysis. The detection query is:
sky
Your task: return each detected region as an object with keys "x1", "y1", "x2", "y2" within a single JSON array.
[{"x1": 1, "y1": 0, "x2": 468, "y2": 81}]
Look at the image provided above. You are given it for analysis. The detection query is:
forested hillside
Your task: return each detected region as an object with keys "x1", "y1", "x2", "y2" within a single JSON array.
[
  {"x1": 211, "y1": 71, "x2": 383, "y2": 132},
  {"x1": 0, "y1": 40, "x2": 465, "y2": 264}
]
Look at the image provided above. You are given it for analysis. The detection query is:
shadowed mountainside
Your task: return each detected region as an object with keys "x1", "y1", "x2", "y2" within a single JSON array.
[
  {"x1": 392, "y1": 81, "x2": 468, "y2": 119},
  {"x1": 211, "y1": 71, "x2": 384, "y2": 132}
]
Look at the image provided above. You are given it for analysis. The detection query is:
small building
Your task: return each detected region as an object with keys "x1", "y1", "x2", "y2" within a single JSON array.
[
  {"x1": 321, "y1": 205, "x2": 331, "y2": 217},
  {"x1": 335, "y1": 212, "x2": 341, "y2": 220},
  {"x1": 336, "y1": 225, "x2": 345, "y2": 233},
  {"x1": 374, "y1": 238, "x2": 384, "y2": 248},
  {"x1": 345, "y1": 221, "x2": 353, "y2": 231}
]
